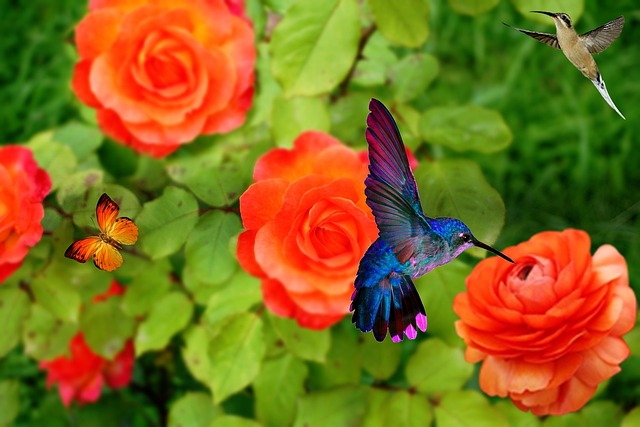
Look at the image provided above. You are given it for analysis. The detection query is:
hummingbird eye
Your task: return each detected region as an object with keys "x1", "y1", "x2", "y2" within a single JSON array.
[{"x1": 459, "y1": 232, "x2": 472, "y2": 243}]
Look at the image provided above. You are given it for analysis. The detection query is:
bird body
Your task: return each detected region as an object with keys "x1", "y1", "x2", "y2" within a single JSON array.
[
  {"x1": 506, "y1": 11, "x2": 625, "y2": 119},
  {"x1": 350, "y1": 99, "x2": 513, "y2": 343}
]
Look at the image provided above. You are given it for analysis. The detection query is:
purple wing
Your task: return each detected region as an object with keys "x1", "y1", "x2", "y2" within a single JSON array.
[{"x1": 365, "y1": 99, "x2": 430, "y2": 263}]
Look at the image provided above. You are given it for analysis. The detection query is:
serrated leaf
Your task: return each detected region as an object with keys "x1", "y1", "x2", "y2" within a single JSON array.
[
  {"x1": 23, "y1": 304, "x2": 77, "y2": 360},
  {"x1": 52, "y1": 121, "x2": 103, "y2": 160},
  {"x1": 80, "y1": 299, "x2": 135, "y2": 359},
  {"x1": 270, "y1": 0, "x2": 360, "y2": 96},
  {"x1": 209, "y1": 313, "x2": 266, "y2": 404},
  {"x1": 136, "y1": 187, "x2": 199, "y2": 259},
  {"x1": 414, "y1": 260, "x2": 470, "y2": 346},
  {"x1": 182, "y1": 325, "x2": 213, "y2": 386},
  {"x1": 360, "y1": 333, "x2": 402, "y2": 380},
  {"x1": 135, "y1": 292, "x2": 194, "y2": 355},
  {"x1": 0, "y1": 381, "x2": 20, "y2": 427},
  {"x1": 27, "y1": 135, "x2": 77, "y2": 191},
  {"x1": 268, "y1": 314, "x2": 331, "y2": 363},
  {"x1": 185, "y1": 211, "x2": 241, "y2": 286},
  {"x1": 494, "y1": 400, "x2": 541, "y2": 427},
  {"x1": 308, "y1": 323, "x2": 361, "y2": 389},
  {"x1": 405, "y1": 338, "x2": 474, "y2": 393},
  {"x1": 271, "y1": 96, "x2": 330, "y2": 148},
  {"x1": 510, "y1": 0, "x2": 584, "y2": 25},
  {"x1": 391, "y1": 54, "x2": 439, "y2": 102},
  {"x1": 369, "y1": 0, "x2": 430, "y2": 47},
  {"x1": 362, "y1": 389, "x2": 433, "y2": 427},
  {"x1": 415, "y1": 159, "x2": 505, "y2": 256},
  {"x1": 435, "y1": 391, "x2": 508, "y2": 427},
  {"x1": 254, "y1": 354, "x2": 308, "y2": 427},
  {"x1": 0, "y1": 288, "x2": 30, "y2": 357},
  {"x1": 448, "y1": 0, "x2": 499, "y2": 16},
  {"x1": 420, "y1": 105, "x2": 512, "y2": 153},
  {"x1": 294, "y1": 386, "x2": 367, "y2": 427},
  {"x1": 203, "y1": 270, "x2": 261, "y2": 329},
  {"x1": 168, "y1": 392, "x2": 222, "y2": 427}
]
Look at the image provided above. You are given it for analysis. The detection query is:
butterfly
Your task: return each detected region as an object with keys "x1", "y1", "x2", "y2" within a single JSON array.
[{"x1": 65, "y1": 193, "x2": 139, "y2": 271}]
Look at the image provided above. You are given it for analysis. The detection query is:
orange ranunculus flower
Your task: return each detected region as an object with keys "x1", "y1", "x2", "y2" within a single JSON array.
[
  {"x1": 72, "y1": 0, "x2": 255, "y2": 157},
  {"x1": 0, "y1": 145, "x2": 51, "y2": 283},
  {"x1": 237, "y1": 131, "x2": 379, "y2": 329},
  {"x1": 454, "y1": 229, "x2": 636, "y2": 416}
]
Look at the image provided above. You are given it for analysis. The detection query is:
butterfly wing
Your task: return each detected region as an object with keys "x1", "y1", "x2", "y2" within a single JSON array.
[
  {"x1": 93, "y1": 242, "x2": 124, "y2": 272},
  {"x1": 96, "y1": 193, "x2": 120, "y2": 233},
  {"x1": 106, "y1": 218, "x2": 139, "y2": 246},
  {"x1": 365, "y1": 99, "x2": 431, "y2": 263},
  {"x1": 65, "y1": 237, "x2": 102, "y2": 263}
]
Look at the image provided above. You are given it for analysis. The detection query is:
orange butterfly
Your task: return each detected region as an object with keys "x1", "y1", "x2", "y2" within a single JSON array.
[{"x1": 65, "y1": 193, "x2": 139, "y2": 271}]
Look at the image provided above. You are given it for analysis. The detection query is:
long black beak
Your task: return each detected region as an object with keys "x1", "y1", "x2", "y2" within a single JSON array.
[
  {"x1": 530, "y1": 10, "x2": 558, "y2": 18},
  {"x1": 474, "y1": 240, "x2": 514, "y2": 263}
]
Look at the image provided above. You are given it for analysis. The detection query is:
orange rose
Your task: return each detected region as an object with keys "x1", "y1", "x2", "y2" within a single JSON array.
[
  {"x1": 0, "y1": 145, "x2": 51, "y2": 283},
  {"x1": 72, "y1": 0, "x2": 255, "y2": 157},
  {"x1": 237, "y1": 131, "x2": 379, "y2": 329},
  {"x1": 454, "y1": 229, "x2": 636, "y2": 415}
]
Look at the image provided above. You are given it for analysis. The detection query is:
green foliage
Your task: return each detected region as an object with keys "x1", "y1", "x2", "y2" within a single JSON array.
[{"x1": 2, "y1": 0, "x2": 639, "y2": 425}]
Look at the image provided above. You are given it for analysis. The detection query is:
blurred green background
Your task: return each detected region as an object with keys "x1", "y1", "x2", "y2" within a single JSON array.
[{"x1": 1, "y1": 0, "x2": 639, "y2": 424}]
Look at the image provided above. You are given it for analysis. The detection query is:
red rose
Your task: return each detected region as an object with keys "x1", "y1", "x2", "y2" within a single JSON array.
[
  {"x1": 72, "y1": 0, "x2": 255, "y2": 157},
  {"x1": 454, "y1": 229, "x2": 636, "y2": 415},
  {"x1": 237, "y1": 131, "x2": 379, "y2": 329},
  {"x1": 40, "y1": 281, "x2": 134, "y2": 406},
  {"x1": 0, "y1": 145, "x2": 51, "y2": 283}
]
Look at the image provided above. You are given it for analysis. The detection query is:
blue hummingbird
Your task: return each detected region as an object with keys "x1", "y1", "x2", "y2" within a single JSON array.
[{"x1": 350, "y1": 99, "x2": 514, "y2": 342}]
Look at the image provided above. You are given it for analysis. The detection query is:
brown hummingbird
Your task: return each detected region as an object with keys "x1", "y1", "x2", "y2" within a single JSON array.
[{"x1": 505, "y1": 11, "x2": 625, "y2": 119}]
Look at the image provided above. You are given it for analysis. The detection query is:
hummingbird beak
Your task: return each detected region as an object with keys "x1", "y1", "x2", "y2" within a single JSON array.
[
  {"x1": 530, "y1": 10, "x2": 558, "y2": 18},
  {"x1": 473, "y1": 240, "x2": 514, "y2": 263}
]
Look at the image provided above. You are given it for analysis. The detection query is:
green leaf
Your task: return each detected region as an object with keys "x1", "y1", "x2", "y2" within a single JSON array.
[
  {"x1": 494, "y1": 400, "x2": 541, "y2": 427},
  {"x1": 80, "y1": 299, "x2": 135, "y2": 359},
  {"x1": 23, "y1": 304, "x2": 77, "y2": 360},
  {"x1": 542, "y1": 413, "x2": 584, "y2": 427},
  {"x1": 434, "y1": 390, "x2": 508, "y2": 427},
  {"x1": 330, "y1": 93, "x2": 372, "y2": 144},
  {"x1": 405, "y1": 338, "x2": 473, "y2": 393},
  {"x1": 391, "y1": 54, "x2": 439, "y2": 102},
  {"x1": 209, "y1": 312, "x2": 266, "y2": 404},
  {"x1": 184, "y1": 166, "x2": 247, "y2": 207},
  {"x1": 27, "y1": 134, "x2": 77, "y2": 191},
  {"x1": 510, "y1": 0, "x2": 584, "y2": 25},
  {"x1": 0, "y1": 381, "x2": 20, "y2": 427},
  {"x1": 414, "y1": 260, "x2": 471, "y2": 346},
  {"x1": 135, "y1": 292, "x2": 194, "y2": 355},
  {"x1": 254, "y1": 354, "x2": 308, "y2": 427},
  {"x1": 121, "y1": 260, "x2": 172, "y2": 316},
  {"x1": 352, "y1": 32, "x2": 397, "y2": 87},
  {"x1": 415, "y1": 159, "x2": 506, "y2": 256},
  {"x1": 369, "y1": 0, "x2": 430, "y2": 47},
  {"x1": 0, "y1": 288, "x2": 30, "y2": 357},
  {"x1": 182, "y1": 325, "x2": 213, "y2": 386},
  {"x1": 420, "y1": 105, "x2": 512, "y2": 153},
  {"x1": 308, "y1": 323, "x2": 361, "y2": 390},
  {"x1": 270, "y1": 0, "x2": 360, "y2": 96},
  {"x1": 268, "y1": 313, "x2": 331, "y2": 363},
  {"x1": 136, "y1": 186, "x2": 199, "y2": 259},
  {"x1": 360, "y1": 332, "x2": 402, "y2": 380},
  {"x1": 271, "y1": 96, "x2": 330, "y2": 148},
  {"x1": 212, "y1": 416, "x2": 262, "y2": 427},
  {"x1": 52, "y1": 121, "x2": 103, "y2": 160},
  {"x1": 70, "y1": 185, "x2": 141, "y2": 230},
  {"x1": 622, "y1": 407, "x2": 640, "y2": 427},
  {"x1": 203, "y1": 270, "x2": 261, "y2": 329},
  {"x1": 55, "y1": 169, "x2": 105, "y2": 212},
  {"x1": 185, "y1": 211, "x2": 241, "y2": 286},
  {"x1": 448, "y1": 0, "x2": 499, "y2": 16},
  {"x1": 168, "y1": 392, "x2": 222, "y2": 427},
  {"x1": 362, "y1": 389, "x2": 433, "y2": 427},
  {"x1": 580, "y1": 401, "x2": 623, "y2": 427},
  {"x1": 294, "y1": 386, "x2": 368, "y2": 427},
  {"x1": 31, "y1": 274, "x2": 81, "y2": 323},
  {"x1": 247, "y1": 43, "x2": 282, "y2": 127}
]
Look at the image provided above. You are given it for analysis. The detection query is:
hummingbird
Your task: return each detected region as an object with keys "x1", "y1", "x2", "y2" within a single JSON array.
[
  {"x1": 505, "y1": 11, "x2": 625, "y2": 119},
  {"x1": 350, "y1": 99, "x2": 514, "y2": 342}
]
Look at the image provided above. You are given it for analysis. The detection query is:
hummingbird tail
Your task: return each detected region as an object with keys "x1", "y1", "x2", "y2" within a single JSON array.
[
  {"x1": 350, "y1": 272, "x2": 427, "y2": 342},
  {"x1": 591, "y1": 75, "x2": 626, "y2": 119}
]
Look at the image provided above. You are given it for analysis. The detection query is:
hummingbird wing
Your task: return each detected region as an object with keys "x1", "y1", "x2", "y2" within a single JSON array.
[
  {"x1": 503, "y1": 23, "x2": 560, "y2": 49},
  {"x1": 580, "y1": 16, "x2": 624, "y2": 54},
  {"x1": 365, "y1": 99, "x2": 430, "y2": 263}
]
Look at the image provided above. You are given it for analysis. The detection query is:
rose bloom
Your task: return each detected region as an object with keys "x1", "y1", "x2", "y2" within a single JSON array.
[
  {"x1": 454, "y1": 229, "x2": 636, "y2": 415},
  {"x1": 72, "y1": 0, "x2": 255, "y2": 157},
  {"x1": 237, "y1": 131, "x2": 380, "y2": 329},
  {"x1": 40, "y1": 281, "x2": 134, "y2": 406},
  {"x1": 0, "y1": 145, "x2": 51, "y2": 283}
]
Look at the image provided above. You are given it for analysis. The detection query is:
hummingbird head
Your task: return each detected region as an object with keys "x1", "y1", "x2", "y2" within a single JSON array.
[
  {"x1": 531, "y1": 11, "x2": 572, "y2": 29},
  {"x1": 431, "y1": 218, "x2": 514, "y2": 263}
]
